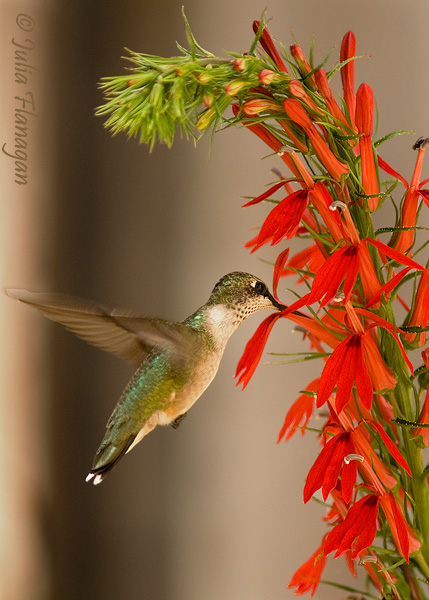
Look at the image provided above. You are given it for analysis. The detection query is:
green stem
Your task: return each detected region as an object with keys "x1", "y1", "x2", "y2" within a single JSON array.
[{"x1": 395, "y1": 376, "x2": 429, "y2": 568}]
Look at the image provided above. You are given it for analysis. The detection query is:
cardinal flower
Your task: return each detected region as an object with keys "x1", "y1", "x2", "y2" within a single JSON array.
[
  {"x1": 283, "y1": 98, "x2": 349, "y2": 181},
  {"x1": 340, "y1": 31, "x2": 356, "y2": 127},
  {"x1": 303, "y1": 430, "x2": 358, "y2": 503},
  {"x1": 307, "y1": 241, "x2": 381, "y2": 307},
  {"x1": 315, "y1": 68, "x2": 354, "y2": 135},
  {"x1": 324, "y1": 493, "x2": 379, "y2": 559},
  {"x1": 316, "y1": 310, "x2": 400, "y2": 414},
  {"x1": 252, "y1": 20, "x2": 289, "y2": 73},
  {"x1": 355, "y1": 83, "x2": 380, "y2": 210},
  {"x1": 393, "y1": 139, "x2": 429, "y2": 255},
  {"x1": 277, "y1": 378, "x2": 318, "y2": 441},
  {"x1": 246, "y1": 189, "x2": 310, "y2": 251},
  {"x1": 404, "y1": 269, "x2": 429, "y2": 346},
  {"x1": 287, "y1": 538, "x2": 327, "y2": 598}
]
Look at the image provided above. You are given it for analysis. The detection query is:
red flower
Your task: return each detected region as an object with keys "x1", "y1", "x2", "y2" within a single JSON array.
[
  {"x1": 324, "y1": 493, "x2": 379, "y2": 559},
  {"x1": 252, "y1": 20, "x2": 289, "y2": 73},
  {"x1": 317, "y1": 321, "x2": 397, "y2": 414},
  {"x1": 307, "y1": 244, "x2": 361, "y2": 306},
  {"x1": 315, "y1": 69, "x2": 354, "y2": 134},
  {"x1": 288, "y1": 539, "x2": 327, "y2": 598},
  {"x1": 277, "y1": 378, "x2": 318, "y2": 441},
  {"x1": 231, "y1": 103, "x2": 298, "y2": 175},
  {"x1": 317, "y1": 332, "x2": 374, "y2": 413},
  {"x1": 278, "y1": 243, "x2": 325, "y2": 283},
  {"x1": 355, "y1": 84, "x2": 380, "y2": 210},
  {"x1": 303, "y1": 431, "x2": 358, "y2": 503},
  {"x1": 415, "y1": 392, "x2": 429, "y2": 446},
  {"x1": 393, "y1": 140, "x2": 428, "y2": 255},
  {"x1": 246, "y1": 189, "x2": 310, "y2": 251},
  {"x1": 235, "y1": 295, "x2": 310, "y2": 388},
  {"x1": 283, "y1": 98, "x2": 349, "y2": 181},
  {"x1": 340, "y1": 31, "x2": 356, "y2": 127},
  {"x1": 404, "y1": 269, "x2": 429, "y2": 346},
  {"x1": 242, "y1": 98, "x2": 281, "y2": 116},
  {"x1": 379, "y1": 492, "x2": 421, "y2": 561},
  {"x1": 290, "y1": 44, "x2": 316, "y2": 88}
]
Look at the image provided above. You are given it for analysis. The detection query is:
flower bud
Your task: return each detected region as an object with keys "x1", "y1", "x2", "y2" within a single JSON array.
[
  {"x1": 197, "y1": 72, "x2": 213, "y2": 84},
  {"x1": 258, "y1": 69, "x2": 280, "y2": 85},
  {"x1": 242, "y1": 98, "x2": 281, "y2": 116},
  {"x1": 225, "y1": 79, "x2": 248, "y2": 96},
  {"x1": 252, "y1": 20, "x2": 289, "y2": 73},
  {"x1": 233, "y1": 57, "x2": 246, "y2": 71},
  {"x1": 290, "y1": 44, "x2": 316, "y2": 87}
]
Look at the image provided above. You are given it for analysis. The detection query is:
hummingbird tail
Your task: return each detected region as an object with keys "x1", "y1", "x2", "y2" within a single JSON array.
[{"x1": 85, "y1": 433, "x2": 137, "y2": 485}]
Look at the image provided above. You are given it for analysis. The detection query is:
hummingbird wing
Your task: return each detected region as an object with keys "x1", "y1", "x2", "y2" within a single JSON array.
[{"x1": 5, "y1": 289, "x2": 188, "y2": 367}]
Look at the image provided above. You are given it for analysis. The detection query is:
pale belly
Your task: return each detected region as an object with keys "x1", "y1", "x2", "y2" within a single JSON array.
[{"x1": 126, "y1": 350, "x2": 222, "y2": 453}]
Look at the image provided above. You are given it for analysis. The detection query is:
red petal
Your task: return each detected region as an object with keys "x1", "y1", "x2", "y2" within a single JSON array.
[
  {"x1": 317, "y1": 336, "x2": 352, "y2": 408},
  {"x1": 324, "y1": 494, "x2": 379, "y2": 558},
  {"x1": 370, "y1": 421, "x2": 412, "y2": 476},
  {"x1": 235, "y1": 312, "x2": 280, "y2": 388},
  {"x1": 272, "y1": 248, "x2": 290, "y2": 303},
  {"x1": 304, "y1": 433, "x2": 343, "y2": 503},
  {"x1": 366, "y1": 238, "x2": 425, "y2": 271},
  {"x1": 378, "y1": 156, "x2": 408, "y2": 188},
  {"x1": 242, "y1": 180, "x2": 288, "y2": 207}
]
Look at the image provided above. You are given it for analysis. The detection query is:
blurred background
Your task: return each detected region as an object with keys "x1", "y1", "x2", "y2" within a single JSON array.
[{"x1": 2, "y1": 0, "x2": 429, "y2": 598}]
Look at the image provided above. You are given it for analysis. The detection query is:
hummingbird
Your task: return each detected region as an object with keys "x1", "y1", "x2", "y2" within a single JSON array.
[{"x1": 6, "y1": 272, "x2": 284, "y2": 485}]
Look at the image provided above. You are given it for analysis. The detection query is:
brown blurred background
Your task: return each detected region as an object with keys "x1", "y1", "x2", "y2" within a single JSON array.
[{"x1": 2, "y1": 0, "x2": 429, "y2": 598}]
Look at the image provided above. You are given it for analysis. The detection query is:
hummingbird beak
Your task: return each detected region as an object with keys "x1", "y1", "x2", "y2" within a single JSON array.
[{"x1": 268, "y1": 293, "x2": 287, "y2": 311}]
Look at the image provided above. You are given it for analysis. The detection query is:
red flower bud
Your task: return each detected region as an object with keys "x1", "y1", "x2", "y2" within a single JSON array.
[{"x1": 252, "y1": 20, "x2": 289, "y2": 73}]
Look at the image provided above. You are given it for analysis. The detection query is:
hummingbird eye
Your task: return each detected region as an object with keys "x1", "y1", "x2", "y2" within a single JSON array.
[{"x1": 254, "y1": 281, "x2": 266, "y2": 295}]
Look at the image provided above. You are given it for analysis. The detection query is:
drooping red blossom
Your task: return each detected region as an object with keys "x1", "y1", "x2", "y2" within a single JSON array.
[
  {"x1": 369, "y1": 420, "x2": 411, "y2": 477},
  {"x1": 316, "y1": 315, "x2": 398, "y2": 414},
  {"x1": 277, "y1": 378, "x2": 318, "y2": 441},
  {"x1": 307, "y1": 243, "x2": 378, "y2": 307},
  {"x1": 278, "y1": 243, "x2": 326, "y2": 283},
  {"x1": 303, "y1": 430, "x2": 358, "y2": 503},
  {"x1": 317, "y1": 332, "x2": 375, "y2": 413},
  {"x1": 235, "y1": 295, "x2": 310, "y2": 388},
  {"x1": 355, "y1": 83, "x2": 380, "y2": 210},
  {"x1": 324, "y1": 493, "x2": 379, "y2": 559},
  {"x1": 379, "y1": 492, "x2": 421, "y2": 561},
  {"x1": 287, "y1": 538, "x2": 327, "y2": 598},
  {"x1": 272, "y1": 247, "x2": 290, "y2": 302},
  {"x1": 246, "y1": 189, "x2": 310, "y2": 251}
]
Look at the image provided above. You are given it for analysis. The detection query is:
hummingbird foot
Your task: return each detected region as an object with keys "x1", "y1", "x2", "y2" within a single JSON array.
[{"x1": 170, "y1": 412, "x2": 188, "y2": 429}]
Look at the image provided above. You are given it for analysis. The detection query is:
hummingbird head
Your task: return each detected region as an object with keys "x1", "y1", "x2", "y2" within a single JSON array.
[
  {"x1": 185, "y1": 272, "x2": 286, "y2": 348},
  {"x1": 207, "y1": 272, "x2": 285, "y2": 318}
]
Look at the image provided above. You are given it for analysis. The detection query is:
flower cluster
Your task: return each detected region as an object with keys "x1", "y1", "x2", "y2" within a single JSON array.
[
  {"x1": 98, "y1": 14, "x2": 429, "y2": 599},
  {"x1": 233, "y1": 23, "x2": 429, "y2": 600}
]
